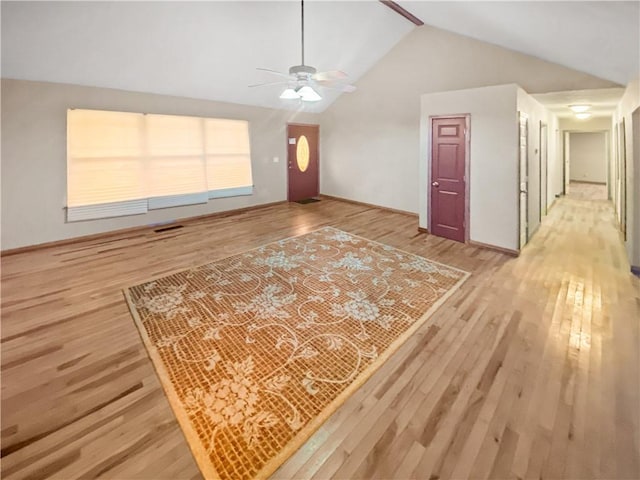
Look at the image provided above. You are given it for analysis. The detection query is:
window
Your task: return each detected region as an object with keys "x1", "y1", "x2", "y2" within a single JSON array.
[
  {"x1": 204, "y1": 119, "x2": 253, "y2": 198},
  {"x1": 66, "y1": 109, "x2": 253, "y2": 221}
]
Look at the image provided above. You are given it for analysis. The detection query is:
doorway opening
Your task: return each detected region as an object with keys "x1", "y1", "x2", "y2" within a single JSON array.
[{"x1": 564, "y1": 130, "x2": 609, "y2": 201}]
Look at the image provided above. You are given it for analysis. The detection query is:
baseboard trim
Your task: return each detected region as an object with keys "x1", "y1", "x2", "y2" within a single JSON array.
[
  {"x1": 1, "y1": 201, "x2": 287, "y2": 257},
  {"x1": 570, "y1": 180, "x2": 607, "y2": 185},
  {"x1": 631, "y1": 265, "x2": 640, "y2": 277},
  {"x1": 319, "y1": 194, "x2": 418, "y2": 218},
  {"x1": 417, "y1": 227, "x2": 429, "y2": 234},
  {"x1": 468, "y1": 240, "x2": 519, "y2": 257}
]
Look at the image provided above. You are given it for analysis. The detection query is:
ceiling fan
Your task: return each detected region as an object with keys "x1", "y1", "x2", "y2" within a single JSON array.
[{"x1": 249, "y1": 0, "x2": 356, "y2": 102}]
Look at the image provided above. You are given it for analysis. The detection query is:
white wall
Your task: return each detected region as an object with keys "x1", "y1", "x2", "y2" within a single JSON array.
[
  {"x1": 319, "y1": 24, "x2": 618, "y2": 216},
  {"x1": 613, "y1": 76, "x2": 640, "y2": 268},
  {"x1": 559, "y1": 116, "x2": 613, "y2": 131},
  {"x1": 568, "y1": 132, "x2": 608, "y2": 183},
  {"x1": 548, "y1": 115, "x2": 561, "y2": 208},
  {"x1": 517, "y1": 88, "x2": 562, "y2": 237},
  {"x1": 1, "y1": 79, "x2": 319, "y2": 250},
  {"x1": 419, "y1": 84, "x2": 519, "y2": 251}
]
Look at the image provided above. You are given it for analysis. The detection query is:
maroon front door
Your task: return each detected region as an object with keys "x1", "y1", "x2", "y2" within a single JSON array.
[
  {"x1": 287, "y1": 124, "x2": 319, "y2": 202},
  {"x1": 430, "y1": 117, "x2": 467, "y2": 243}
]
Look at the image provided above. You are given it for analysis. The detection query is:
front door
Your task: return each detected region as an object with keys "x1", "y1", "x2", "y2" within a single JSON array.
[
  {"x1": 430, "y1": 117, "x2": 467, "y2": 243},
  {"x1": 287, "y1": 124, "x2": 319, "y2": 202}
]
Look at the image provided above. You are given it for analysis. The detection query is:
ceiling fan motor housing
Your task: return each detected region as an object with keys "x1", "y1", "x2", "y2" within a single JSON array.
[{"x1": 289, "y1": 64, "x2": 317, "y2": 76}]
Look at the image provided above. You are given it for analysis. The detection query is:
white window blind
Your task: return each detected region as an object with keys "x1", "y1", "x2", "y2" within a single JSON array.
[
  {"x1": 146, "y1": 114, "x2": 208, "y2": 199},
  {"x1": 66, "y1": 109, "x2": 254, "y2": 222},
  {"x1": 204, "y1": 119, "x2": 253, "y2": 198},
  {"x1": 67, "y1": 109, "x2": 146, "y2": 208}
]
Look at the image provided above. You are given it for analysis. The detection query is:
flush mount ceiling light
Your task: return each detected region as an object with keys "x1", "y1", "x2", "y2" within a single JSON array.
[
  {"x1": 575, "y1": 112, "x2": 592, "y2": 120},
  {"x1": 249, "y1": 0, "x2": 356, "y2": 102},
  {"x1": 569, "y1": 104, "x2": 591, "y2": 113}
]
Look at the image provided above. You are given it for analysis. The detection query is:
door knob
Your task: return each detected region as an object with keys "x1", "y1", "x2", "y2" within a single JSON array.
[{"x1": 432, "y1": 181, "x2": 439, "y2": 187}]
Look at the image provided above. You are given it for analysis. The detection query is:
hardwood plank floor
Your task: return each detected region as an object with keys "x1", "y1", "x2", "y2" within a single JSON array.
[
  {"x1": 567, "y1": 181, "x2": 607, "y2": 201},
  {"x1": 2, "y1": 192, "x2": 638, "y2": 479}
]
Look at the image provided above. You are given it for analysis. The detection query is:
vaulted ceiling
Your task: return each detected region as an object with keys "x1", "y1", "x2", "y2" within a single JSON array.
[
  {"x1": 402, "y1": 1, "x2": 639, "y2": 87},
  {"x1": 2, "y1": 1, "x2": 638, "y2": 113}
]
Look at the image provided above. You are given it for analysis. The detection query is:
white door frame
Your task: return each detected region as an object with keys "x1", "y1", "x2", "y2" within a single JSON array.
[{"x1": 518, "y1": 112, "x2": 529, "y2": 249}]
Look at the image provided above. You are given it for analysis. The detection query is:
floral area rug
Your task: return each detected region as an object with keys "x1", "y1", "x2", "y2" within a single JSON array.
[{"x1": 124, "y1": 227, "x2": 469, "y2": 479}]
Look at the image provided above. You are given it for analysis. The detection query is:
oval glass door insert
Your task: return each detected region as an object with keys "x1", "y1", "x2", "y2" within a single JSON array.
[{"x1": 296, "y1": 135, "x2": 310, "y2": 172}]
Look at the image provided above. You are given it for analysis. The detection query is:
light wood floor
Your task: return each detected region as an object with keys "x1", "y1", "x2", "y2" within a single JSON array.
[
  {"x1": 2, "y1": 191, "x2": 638, "y2": 479},
  {"x1": 567, "y1": 181, "x2": 608, "y2": 201}
]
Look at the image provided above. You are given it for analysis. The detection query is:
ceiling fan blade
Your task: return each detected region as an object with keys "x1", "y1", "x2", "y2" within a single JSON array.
[
  {"x1": 313, "y1": 70, "x2": 348, "y2": 82},
  {"x1": 256, "y1": 67, "x2": 292, "y2": 79},
  {"x1": 315, "y1": 78, "x2": 345, "y2": 87},
  {"x1": 317, "y1": 83, "x2": 357, "y2": 93},
  {"x1": 248, "y1": 81, "x2": 289, "y2": 88}
]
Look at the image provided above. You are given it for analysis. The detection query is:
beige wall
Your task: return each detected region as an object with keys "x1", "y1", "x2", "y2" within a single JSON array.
[
  {"x1": 417, "y1": 85, "x2": 559, "y2": 252},
  {"x1": 320, "y1": 24, "x2": 618, "y2": 216},
  {"x1": 420, "y1": 84, "x2": 519, "y2": 251},
  {"x1": 1, "y1": 79, "x2": 319, "y2": 250},
  {"x1": 568, "y1": 132, "x2": 608, "y2": 183},
  {"x1": 559, "y1": 116, "x2": 612, "y2": 131}
]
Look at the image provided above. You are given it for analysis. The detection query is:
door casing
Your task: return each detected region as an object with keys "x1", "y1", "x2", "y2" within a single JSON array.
[
  {"x1": 540, "y1": 122, "x2": 548, "y2": 218},
  {"x1": 518, "y1": 112, "x2": 529, "y2": 249}
]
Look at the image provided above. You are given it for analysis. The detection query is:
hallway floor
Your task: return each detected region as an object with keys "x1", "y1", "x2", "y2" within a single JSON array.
[
  {"x1": 2, "y1": 190, "x2": 639, "y2": 479},
  {"x1": 568, "y1": 181, "x2": 608, "y2": 201}
]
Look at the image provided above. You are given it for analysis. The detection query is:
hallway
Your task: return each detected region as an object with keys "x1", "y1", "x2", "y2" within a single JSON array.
[
  {"x1": 567, "y1": 181, "x2": 608, "y2": 201},
  {"x1": 1, "y1": 189, "x2": 639, "y2": 479},
  {"x1": 498, "y1": 183, "x2": 639, "y2": 479}
]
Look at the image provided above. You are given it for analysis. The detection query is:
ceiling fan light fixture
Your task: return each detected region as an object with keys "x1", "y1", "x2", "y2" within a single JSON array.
[
  {"x1": 297, "y1": 85, "x2": 322, "y2": 102},
  {"x1": 279, "y1": 88, "x2": 300, "y2": 100},
  {"x1": 569, "y1": 104, "x2": 591, "y2": 113},
  {"x1": 575, "y1": 112, "x2": 592, "y2": 120},
  {"x1": 253, "y1": 0, "x2": 353, "y2": 102}
]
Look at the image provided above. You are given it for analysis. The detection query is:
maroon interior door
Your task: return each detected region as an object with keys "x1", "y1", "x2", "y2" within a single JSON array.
[
  {"x1": 430, "y1": 117, "x2": 467, "y2": 243},
  {"x1": 287, "y1": 124, "x2": 319, "y2": 202}
]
